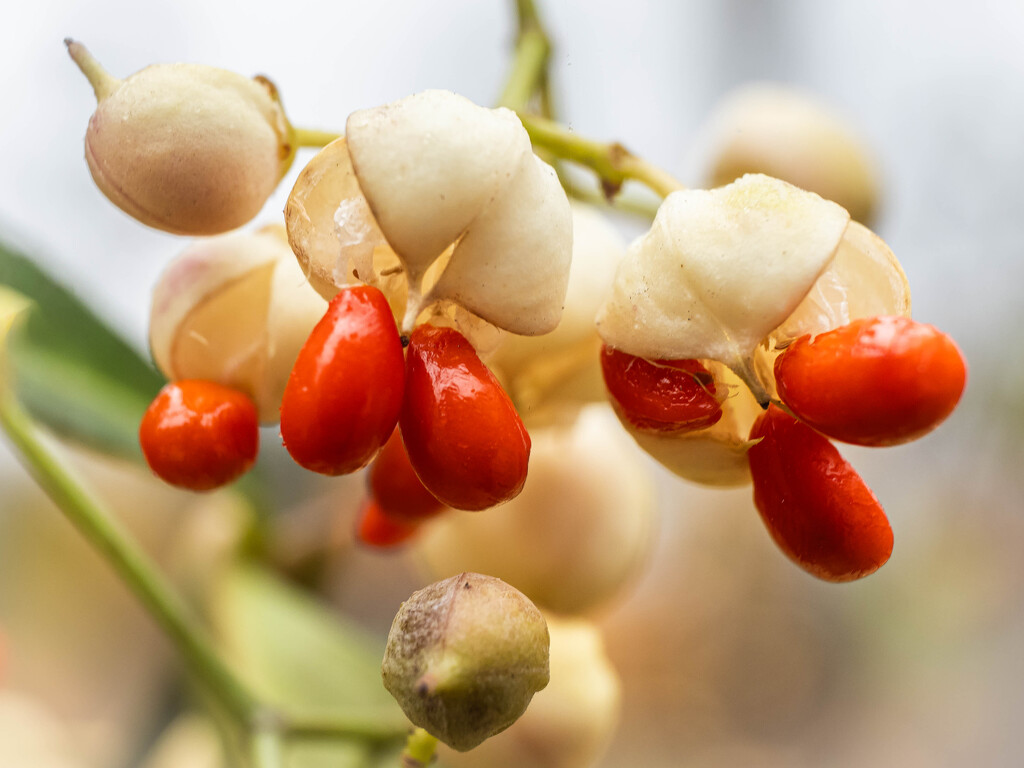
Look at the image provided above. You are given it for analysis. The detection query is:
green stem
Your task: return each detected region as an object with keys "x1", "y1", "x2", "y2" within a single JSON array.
[
  {"x1": 251, "y1": 729, "x2": 285, "y2": 768},
  {"x1": 284, "y1": 715, "x2": 409, "y2": 743},
  {"x1": 557, "y1": 167, "x2": 662, "y2": 219},
  {"x1": 293, "y1": 127, "x2": 343, "y2": 148},
  {"x1": 0, "y1": 392, "x2": 260, "y2": 726},
  {"x1": 401, "y1": 728, "x2": 438, "y2": 767},
  {"x1": 498, "y1": 23, "x2": 550, "y2": 112},
  {"x1": 519, "y1": 112, "x2": 685, "y2": 199}
]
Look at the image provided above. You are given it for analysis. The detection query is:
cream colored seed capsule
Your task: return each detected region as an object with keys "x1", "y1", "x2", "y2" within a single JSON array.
[
  {"x1": 67, "y1": 40, "x2": 294, "y2": 235},
  {"x1": 148, "y1": 225, "x2": 326, "y2": 423},
  {"x1": 382, "y1": 573, "x2": 550, "y2": 752},
  {"x1": 596, "y1": 173, "x2": 910, "y2": 487},
  {"x1": 417, "y1": 404, "x2": 656, "y2": 615},
  {"x1": 286, "y1": 90, "x2": 573, "y2": 338}
]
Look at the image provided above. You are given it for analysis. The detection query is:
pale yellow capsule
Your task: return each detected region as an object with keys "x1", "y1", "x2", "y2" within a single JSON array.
[
  {"x1": 417, "y1": 404, "x2": 656, "y2": 615},
  {"x1": 68, "y1": 40, "x2": 293, "y2": 235},
  {"x1": 286, "y1": 91, "x2": 573, "y2": 338},
  {"x1": 700, "y1": 83, "x2": 880, "y2": 224}
]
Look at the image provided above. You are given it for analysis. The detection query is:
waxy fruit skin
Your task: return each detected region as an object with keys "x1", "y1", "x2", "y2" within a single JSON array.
[
  {"x1": 401, "y1": 325, "x2": 531, "y2": 511},
  {"x1": 747, "y1": 405, "x2": 893, "y2": 582},
  {"x1": 600, "y1": 347, "x2": 723, "y2": 433},
  {"x1": 775, "y1": 315, "x2": 967, "y2": 447},
  {"x1": 279, "y1": 285, "x2": 405, "y2": 476},
  {"x1": 139, "y1": 380, "x2": 258, "y2": 491}
]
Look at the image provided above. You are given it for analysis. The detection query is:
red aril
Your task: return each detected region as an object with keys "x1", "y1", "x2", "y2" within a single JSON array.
[
  {"x1": 280, "y1": 285, "x2": 405, "y2": 475},
  {"x1": 400, "y1": 324, "x2": 530, "y2": 511},
  {"x1": 356, "y1": 500, "x2": 420, "y2": 548},
  {"x1": 139, "y1": 379, "x2": 258, "y2": 491},
  {"x1": 775, "y1": 315, "x2": 966, "y2": 446},
  {"x1": 748, "y1": 405, "x2": 893, "y2": 582},
  {"x1": 368, "y1": 429, "x2": 445, "y2": 521},
  {"x1": 600, "y1": 345, "x2": 722, "y2": 432}
]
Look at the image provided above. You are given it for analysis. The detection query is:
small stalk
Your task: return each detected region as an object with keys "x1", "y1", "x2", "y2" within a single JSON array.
[
  {"x1": 293, "y1": 127, "x2": 343, "y2": 148},
  {"x1": 401, "y1": 728, "x2": 439, "y2": 767},
  {"x1": 65, "y1": 39, "x2": 120, "y2": 100},
  {"x1": 519, "y1": 113, "x2": 685, "y2": 199},
  {"x1": 497, "y1": 19, "x2": 550, "y2": 111},
  {"x1": 284, "y1": 715, "x2": 409, "y2": 743}
]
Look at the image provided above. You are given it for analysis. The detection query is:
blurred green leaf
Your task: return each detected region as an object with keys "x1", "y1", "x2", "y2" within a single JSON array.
[
  {"x1": 0, "y1": 239, "x2": 165, "y2": 457},
  {"x1": 211, "y1": 565, "x2": 407, "y2": 730}
]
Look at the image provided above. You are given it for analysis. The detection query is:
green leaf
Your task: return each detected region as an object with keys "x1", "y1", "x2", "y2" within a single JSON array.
[
  {"x1": 211, "y1": 565, "x2": 407, "y2": 730},
  {"x1": 0, "y1": 239, "x2": 165, "y2": 457}
]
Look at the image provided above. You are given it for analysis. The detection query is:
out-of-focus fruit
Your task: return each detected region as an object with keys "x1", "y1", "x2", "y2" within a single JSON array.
[
  {"x1": 368, "y1": 430, "x2": 445, "y2": 522},
  {"x1": 355, "y1": 500, "x2": 420, "y2": 549},
  {"x1": 401, "y1": 325, "x2": 530, "y2": 511},
  {"x1": 417, "y1": 404, "x2": 654, "y2": 615},
  {"x1": 486, "y1": 203, "x2": 626, "y2": 424},
  {"x1": 149, "y1": 225, "x2": 326, "y2": 423},
  {"x1": 139, "y1": 380, "x2": 258, "y2": 491},
  {"x1": 747, "y1": 405, "x2": 893, "y2": 582},
  {"x1": 280, "y1": 285, "x2": 405, "y2": 475},
  {"x1": 67, "y1": 40, "x2": 293, "y2": 235},
  {"x1": 775, "y1": 316, "x2": 967, "y2": 446},
  {"x1": 700, "y1": 83, "x2": 880, "y2": 224},
  {"x1": 382, "y1": 573, "x2": 550, "y2": 751}
]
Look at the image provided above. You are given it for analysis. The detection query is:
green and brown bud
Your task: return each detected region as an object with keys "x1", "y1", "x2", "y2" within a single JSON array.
[
  {"x1": 382, "y1": 573, "x2": 550, "y2": 751},
  {"x1": 66, "y1": 40, "x2": 294, "y2": 235}
]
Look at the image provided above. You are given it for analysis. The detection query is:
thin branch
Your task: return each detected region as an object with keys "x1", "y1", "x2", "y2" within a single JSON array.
[
  {"x1": 283, "y1": 715, "x2": 409, "y2": 743},
  {"x1": 292, "y1": 127, "x2": 343, "y2": 148},
  {"x1": 0, "y1": 392, "x2": 261, "y2": 727},
  {"x1": 498, "y1": 0, "x2": 551, "y2": 112},
  {"x1": 518, "y1": 113, "x2": 685, "y2": 199},
  {"x1": 401, "y1": 728, "x2": 439, "y2": 767}
]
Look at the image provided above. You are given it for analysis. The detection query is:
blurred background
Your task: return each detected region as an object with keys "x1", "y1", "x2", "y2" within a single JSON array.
[{"x1": 2, "y1": 1, "x2": 1023, "y2": 766}]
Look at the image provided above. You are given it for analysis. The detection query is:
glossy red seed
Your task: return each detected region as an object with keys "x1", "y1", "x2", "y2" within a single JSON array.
[
  {"x1": 748, "y1": 405, "x2": 893, "y2": 582},
  {"x1": 400, "y1": 324, "x2": 531, "y2": 511},
  {"x1": 600, "y1": 345, "x2": 722, "y2": 433},
  {"x1": 280, "y1": 285, "x2": 405, "y2": 475},
  {"x1": 369, "y1": 429, "x2": 445, "y2": 521},
  {"x1": 139, "y1": 379, "x2": 258, "y2": 491},
  {"x1": 775, "y1": 315, "x2": 967, "y2": 446},
  {"x1": 356, "y1": 500, "x2": 420, "y2": 548}
]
